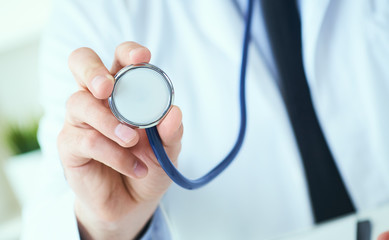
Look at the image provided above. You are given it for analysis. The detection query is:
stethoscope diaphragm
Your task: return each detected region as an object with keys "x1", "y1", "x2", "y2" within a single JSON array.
[{"x1": 109, "y1": 63, "x2": 174, "y2": 128}]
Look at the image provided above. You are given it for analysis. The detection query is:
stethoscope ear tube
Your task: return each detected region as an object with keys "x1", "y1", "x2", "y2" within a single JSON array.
[{"x1": 145, "y1": 0, "x2": 254, "y2": 189}]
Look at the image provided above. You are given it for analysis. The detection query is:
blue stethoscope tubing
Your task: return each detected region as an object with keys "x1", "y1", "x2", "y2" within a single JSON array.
[{"x1": 145, "y1": 0, "x2": 254, "y2": 190}]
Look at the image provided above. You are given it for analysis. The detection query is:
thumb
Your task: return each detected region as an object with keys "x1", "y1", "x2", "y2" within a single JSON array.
[{"x1": 156, "y1": 106, "x2": 183, "y2": 162}]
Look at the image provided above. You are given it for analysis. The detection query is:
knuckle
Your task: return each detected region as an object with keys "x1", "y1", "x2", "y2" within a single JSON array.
[
  {"x1": 81, "y1": 130, "x2": 100, "y2": 151},
  {"x1": 57, "y1": 128, "x2": 66, "y2": 152},
  {"x1": 68, "y1": 47, "x2": 92, "y2": 67},
  {"x1": 69, "y1": 47, "x2": 92, "y2": 59},
  {"x1": 144, "y1": 148, "x2": 160, "y2": 167},
  {"x1": 66, "y1": 91, "x2": 87, "y2": 112},
  {"x1": 112, "y1": 148, "x2": 130, "y2": 166},
  {"x1": 69, "y1": 47, "x2": 107, "y2": 88},
  {"x1": 57, "y1": 126, "x2": 74, "y2": 164},
  {"x1": 84, "y1": 62, "x2": 105, "y2": 81},
  {"x1": 65, "y1": 92, "x2": 78, "y2": 109}
]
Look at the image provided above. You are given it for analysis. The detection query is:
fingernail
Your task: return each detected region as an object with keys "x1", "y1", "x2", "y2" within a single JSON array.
[
  {"x1": 91, "y1": 75, "x2": 107, "y2": 93},
  {"x1": 133, "y1": 160, "x2": 148, "y2": 178},
  {"x1": 115, "y1": 124, "x2": 137, "y2": 143}
]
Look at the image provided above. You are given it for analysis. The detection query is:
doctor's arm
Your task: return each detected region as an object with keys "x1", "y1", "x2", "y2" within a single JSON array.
[{"x1": 58, "y1": 42, "x2": 183, "y2": 239}]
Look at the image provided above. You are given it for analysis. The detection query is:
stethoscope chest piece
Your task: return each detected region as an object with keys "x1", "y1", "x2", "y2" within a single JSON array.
[{"x1": 109, "y1": 63, "x2": 174, "y2": 128}]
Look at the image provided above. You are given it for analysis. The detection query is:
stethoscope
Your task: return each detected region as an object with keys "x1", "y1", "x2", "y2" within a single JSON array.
[{"x1": 109, "y1": 0, "x2": 254, "y2": 189}]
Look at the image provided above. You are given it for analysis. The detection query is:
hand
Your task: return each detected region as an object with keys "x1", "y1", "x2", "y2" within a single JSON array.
[
  {"x1": 378, "y1": 232, "x2": 389, "y2": 240},
  {"x1": 58, "y1": 42, "x2": 183, "y2": 239}
]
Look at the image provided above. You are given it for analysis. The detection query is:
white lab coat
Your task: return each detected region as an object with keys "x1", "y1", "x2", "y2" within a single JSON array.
[{"x1": 23, "y1": 0, "x2": 389, "y2": 239}]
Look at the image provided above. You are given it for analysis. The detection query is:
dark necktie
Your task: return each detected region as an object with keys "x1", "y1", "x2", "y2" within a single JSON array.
[{"x1": 261, "y1": 0, "x2": 356, "y2": 223}]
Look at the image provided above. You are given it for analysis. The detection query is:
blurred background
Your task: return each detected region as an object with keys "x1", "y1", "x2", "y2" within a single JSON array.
[{"x1": 0, "y1": 0, "x2": 51, "y2": 238}]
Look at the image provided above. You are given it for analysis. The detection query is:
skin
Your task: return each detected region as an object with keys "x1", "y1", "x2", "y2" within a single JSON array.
[
  {"x1": 378, "y1": 232, "x2": 389, "y2": 240},
  {"x1": 57, "y1": 40, "x2": 389, "y2": 239},
  {"x1": 58, "y1": 41, "x2": 183, "y2": 239}
]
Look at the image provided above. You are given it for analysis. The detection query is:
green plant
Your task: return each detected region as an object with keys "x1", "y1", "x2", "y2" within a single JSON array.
[{"x1": 3, "y1": 120, "x2": 40, "y2": 155}]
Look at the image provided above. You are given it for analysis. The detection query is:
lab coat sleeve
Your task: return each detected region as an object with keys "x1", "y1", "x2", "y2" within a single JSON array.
[
  {"x1": 140, "y1": 207, "x2": 172, "y2": 240},
  {"x1": 21, "y1": 0, "x2": 172, "y2": 239},
  {"x1": 366, "y1": 0, "x2": 389, "y2": 68},
  {"x1": 21, "y1": 191, "x2": 80, "y2": 239}
]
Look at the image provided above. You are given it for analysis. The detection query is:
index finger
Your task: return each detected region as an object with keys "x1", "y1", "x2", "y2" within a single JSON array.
[
  {"x1": 68, "y1": 42, "x2": 151, "y2": 100},
  {"x1": 68, "y1": 47, "x2": 114, "y2": 99}
]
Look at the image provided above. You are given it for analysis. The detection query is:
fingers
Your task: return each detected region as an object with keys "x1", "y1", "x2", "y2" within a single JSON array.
[
  {"x1": 68, "y1": 47, "x2": 114, "y2": 99},
  {"x1": 66, "y1": 41, "x2": 181, "y2": 180},
  {"x1": 68, "y1": 42, "x2": 152, "y2": 99},
  {"x1": 110, "y1": 41, "x2": 151, "y2": 73},
  {"x1": 66, "y1": 90, "x2": 139, "y2": 148},
  {"x1": 130, "y1": 106, "x2": 183, "y2": 170},
  {"x1": 58, "y1": 126, "x2": 148, "y2": 179}
]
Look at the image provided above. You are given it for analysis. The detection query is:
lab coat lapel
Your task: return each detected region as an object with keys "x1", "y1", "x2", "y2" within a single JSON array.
[{"x1": 299, "y1": 0, "x2": 331, "y2": 85}]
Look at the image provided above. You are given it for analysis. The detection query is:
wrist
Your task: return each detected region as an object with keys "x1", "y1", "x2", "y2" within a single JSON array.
[{"x1": 75, "y1": 199, "x2": 158, "y2": 240}]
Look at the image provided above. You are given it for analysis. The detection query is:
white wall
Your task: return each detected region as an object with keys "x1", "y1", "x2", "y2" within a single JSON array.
[
  {"x1": 0, "y1": 0, "x2": 51, "y2": 237},
  {"x1": 0, "y1": 40, "x2": 42, "y2": 125},
  {"x1": 0, "y1": 0, "x2": 51, "y2": 124}
]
